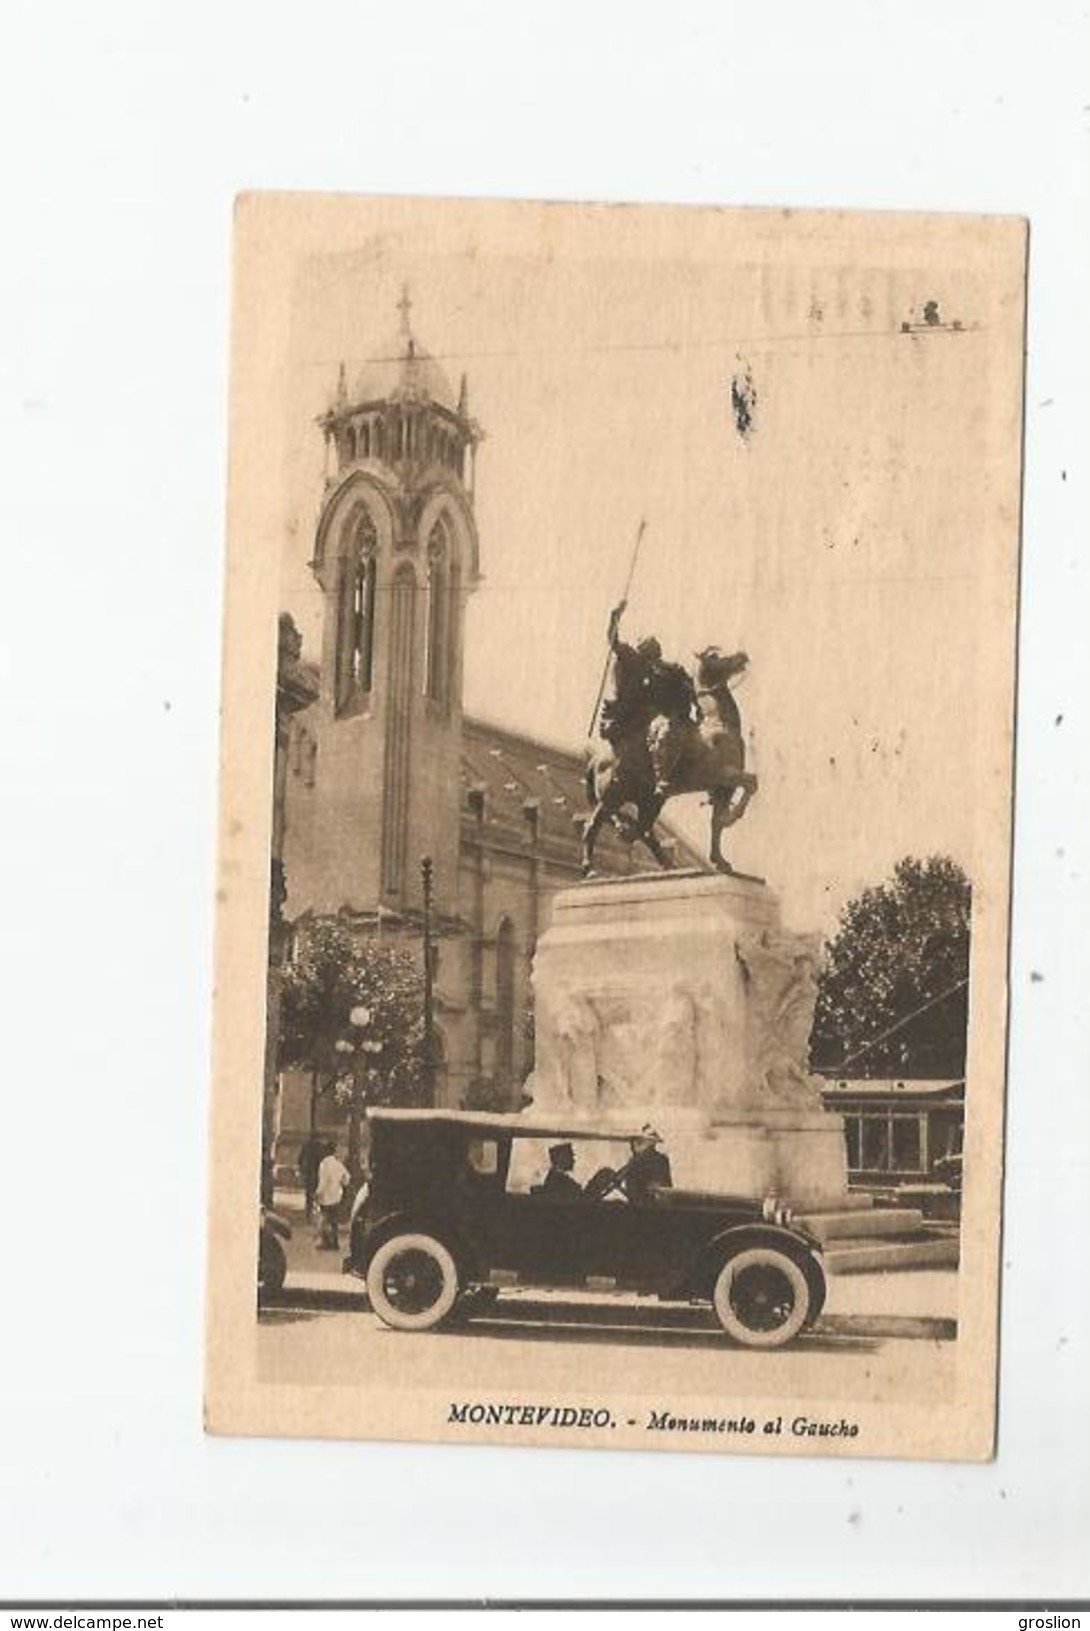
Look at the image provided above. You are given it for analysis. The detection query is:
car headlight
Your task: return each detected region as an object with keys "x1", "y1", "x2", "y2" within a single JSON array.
[{"x1": 761, "y1": 1195, "x2": 793, "y2": 1227}]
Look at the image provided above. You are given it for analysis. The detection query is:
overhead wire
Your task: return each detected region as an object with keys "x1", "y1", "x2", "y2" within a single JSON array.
[{"x1": 298, "y1": 320, "x2": 980, "y2": 374}]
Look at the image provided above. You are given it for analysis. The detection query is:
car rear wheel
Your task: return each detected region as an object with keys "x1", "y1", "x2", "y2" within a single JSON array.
[
  {"x1": 257, "y1": 1233, "x2": 287, "y2": 1300},
  {"x1": 712, "y1": 1247, "x2": 811, "y2": 1349},
  {"x1": 366, "y1": 1233, "x2": 460, "y2": 1331}
]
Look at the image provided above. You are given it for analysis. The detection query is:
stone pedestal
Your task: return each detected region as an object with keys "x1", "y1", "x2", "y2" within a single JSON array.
[{"x1": 524, "y1": 869, "x2": 850, "y2": 1210}]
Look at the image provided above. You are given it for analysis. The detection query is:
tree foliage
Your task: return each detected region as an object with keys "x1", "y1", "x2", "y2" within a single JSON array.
[
  {"x1": 811, "y1": 855, "x2": 971, "y2": 1078},
  {"x1": 279, "y1": 916, "x2": 428, "y2": 1109}
]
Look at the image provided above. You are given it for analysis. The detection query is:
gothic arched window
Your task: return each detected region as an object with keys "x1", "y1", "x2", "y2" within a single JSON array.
[
  {"x1": 447, "y1": 555, "x2": 461, "y2": 695},
  {"x1": 425, "y1": 521, "x2": 449, "y2": 704},
  {"x1": 495, "y1": 919, "x2": 517, "y2": 1086},
  {"x1": 335, "y1": 511, "x2": 378, "y2": 711}
]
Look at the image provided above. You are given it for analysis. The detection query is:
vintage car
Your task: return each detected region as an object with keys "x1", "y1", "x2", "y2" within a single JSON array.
[{"x1": 345, "y1": 1109, "x2": 826, "y2": 1349}]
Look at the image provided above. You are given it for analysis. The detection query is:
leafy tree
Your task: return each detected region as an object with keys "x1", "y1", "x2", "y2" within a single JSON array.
[
  {"x1": 811, "y1": 855, "x2": 971, "y2": 1078},
  {"x1": 460, "y1": 1075, "x2": 532, "y2": 1113},
  {"x1": 279, "y1": 915, "x2": 428, "y2": 1174}
]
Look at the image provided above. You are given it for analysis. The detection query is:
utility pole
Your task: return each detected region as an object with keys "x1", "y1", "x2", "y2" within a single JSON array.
[
  {"x1": 337, "y1": 1003, "x2": 381, "y2": 1185},
  {"x1": 421, "y1": 855, "x2": 436, "y2": 1104}
]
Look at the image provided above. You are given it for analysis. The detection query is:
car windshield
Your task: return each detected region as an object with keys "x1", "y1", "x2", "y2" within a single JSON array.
[
  {"x1": 367, "y1": 1114, "x2": 668, "y2": 1206},
  {"x1": 506, "y1": 1133, "x2": 631, "y2": 1197}
]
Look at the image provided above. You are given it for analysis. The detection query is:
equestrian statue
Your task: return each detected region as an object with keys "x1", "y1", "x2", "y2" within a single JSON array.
[{"x1": 582, "y1": 600, "x2": 758, "y2": 877}]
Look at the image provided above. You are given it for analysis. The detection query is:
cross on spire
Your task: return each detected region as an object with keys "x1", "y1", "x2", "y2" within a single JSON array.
[{"x1": 397, "y1": 282, "x2": 413, "y2": 344}]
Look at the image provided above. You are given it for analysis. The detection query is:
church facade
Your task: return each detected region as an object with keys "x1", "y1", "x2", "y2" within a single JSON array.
[{"x1": 275, "y1": 302, "x2": 695, "y2": 1153}]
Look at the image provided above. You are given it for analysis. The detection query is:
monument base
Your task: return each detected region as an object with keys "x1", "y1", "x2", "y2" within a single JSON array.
[
  {"x1": 526, "y1": 868, "x2": 851, "y2": 1211},
  {"x1": 688, "y1": 1109, "x2": 852, "y2": 1210}
]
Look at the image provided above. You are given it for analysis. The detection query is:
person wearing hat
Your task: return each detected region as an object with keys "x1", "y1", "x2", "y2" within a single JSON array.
[
  {"x1": 622, "y1": 1125, "x2": 673, "y2": 1205},
  {"x1": 540, "y1": 1141, "x2": 583, "y2": 1200},
  {"x1": 583, "y1": 1125, "x2": 674, "y2": 1204}
]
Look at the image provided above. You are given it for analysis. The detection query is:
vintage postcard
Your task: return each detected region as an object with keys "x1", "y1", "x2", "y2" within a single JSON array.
[{"x1": 206, "y1": 193, "x2": 1026, "y2": 1459}]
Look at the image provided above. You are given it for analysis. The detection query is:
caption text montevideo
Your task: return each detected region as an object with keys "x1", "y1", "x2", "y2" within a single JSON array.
[{"x1": 447, "y1": 1402, "x2": 859, "y2": 1437}]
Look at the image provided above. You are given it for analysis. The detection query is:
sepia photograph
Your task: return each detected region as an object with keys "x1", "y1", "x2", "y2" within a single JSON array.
[
  {"x1": 206, "y1": 193, "x2": 1026, "y2": 1460},
  {"x1": 5, "y1": 0, "x2": 1090, "y2": 1602}
]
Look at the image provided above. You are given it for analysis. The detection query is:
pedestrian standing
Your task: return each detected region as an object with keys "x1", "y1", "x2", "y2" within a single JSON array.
[
  {"x1": 298, "y1": 1132, "x2": 324, "y2": 1221},
  {"x1": 315, "y1": 1143, "x2": 350, "y2": 1249}
]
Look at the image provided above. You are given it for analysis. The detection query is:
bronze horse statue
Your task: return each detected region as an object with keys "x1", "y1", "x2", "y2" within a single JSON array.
[{"x1": 582, "y1": 646, "x2": 758, "y2": 876}]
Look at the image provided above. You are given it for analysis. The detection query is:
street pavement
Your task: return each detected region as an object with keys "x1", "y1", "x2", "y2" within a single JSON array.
[{"x1": 257, "y1": 1284, "x2": 957, "y2": 1401}]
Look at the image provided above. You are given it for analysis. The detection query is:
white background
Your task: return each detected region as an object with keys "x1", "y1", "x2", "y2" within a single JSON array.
[{"x1": 0, "y1": 0, "x2": 1087, "y2": 1603}]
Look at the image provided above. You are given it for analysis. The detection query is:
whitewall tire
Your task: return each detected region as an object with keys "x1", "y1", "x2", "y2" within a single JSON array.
[
  {"x1": 366, "y1": 1233, "x2": 460, "y2": 1332},
  {"x1": 712, "y1": 1247, "x2": 811, "y2": 1349}
]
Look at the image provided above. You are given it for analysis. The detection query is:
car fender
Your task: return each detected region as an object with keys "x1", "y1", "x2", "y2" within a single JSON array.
[
  {"x1": 261, "y1": 1209, "x2": 293, "y2": 1242},
  {"x1": 684, "y1": 1222, "x2": 826, "y2": 1313},
  {"x1": 350, "y1": 1208, "x2": 481, "y2": 1282}
]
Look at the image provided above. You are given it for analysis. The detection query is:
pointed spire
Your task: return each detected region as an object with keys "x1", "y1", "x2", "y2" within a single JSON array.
[
  {"x1": 457, "y1": 372, "x2": 469, "y2": 417},
  {"x1": 397, "y1": 282, "x2": 424, "y2": 396},
  {"x1": 397, "y1": 282, "x2": 413, "y2": 349},
  {"x1": 335, "y1": 360, "x2": 348, "y2": 411}
]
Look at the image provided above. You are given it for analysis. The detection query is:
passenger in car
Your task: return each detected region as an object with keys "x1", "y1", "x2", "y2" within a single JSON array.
[{"x1": 538, "y1": 1142, "x2": 584, "y2": 1200}]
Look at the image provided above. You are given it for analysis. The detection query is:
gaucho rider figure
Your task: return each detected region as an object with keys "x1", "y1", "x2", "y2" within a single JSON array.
[{"x1": 599, "y1": 601, "x2": 698, "y2": 796}]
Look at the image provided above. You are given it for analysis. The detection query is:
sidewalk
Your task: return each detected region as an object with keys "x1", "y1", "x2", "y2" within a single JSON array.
[{"x1": 273, "y1": 1186, "x2": 356, "y2": 1283}]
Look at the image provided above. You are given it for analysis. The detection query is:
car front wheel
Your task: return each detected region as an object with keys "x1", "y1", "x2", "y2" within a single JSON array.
[
  {"x1": 712, "y1": 1247, "x2": 811, "y2": 1349},
  {"x1": 366, "y1": 1233, "x2": 460, "y2": 1332}
]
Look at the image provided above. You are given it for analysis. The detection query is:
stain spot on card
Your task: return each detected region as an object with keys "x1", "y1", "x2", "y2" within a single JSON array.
[{"x1": 730, "y1": 364, "x2": 757, "y2": 441}]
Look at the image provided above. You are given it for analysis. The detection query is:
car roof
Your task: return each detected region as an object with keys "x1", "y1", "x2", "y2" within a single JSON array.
[{"x1": 367, "y1": 1107, "x2": 648, "y2": 1143}]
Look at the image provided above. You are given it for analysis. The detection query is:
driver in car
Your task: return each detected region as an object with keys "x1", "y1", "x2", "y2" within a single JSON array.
[
  {"x1": 585, "y1": 1125, "x2": 673, "y2": 1204},
  {"x1": 623, "y1": 1126, "x2": 673, "y2": 1203},
  {"x1": 539, "y1": 1141, "x2": 584, "y2": 1200}
]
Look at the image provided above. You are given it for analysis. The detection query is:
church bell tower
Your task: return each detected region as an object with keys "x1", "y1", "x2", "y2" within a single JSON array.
[{"x1": 284, "y1": 291, "x2": 483, "y2": 919}]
